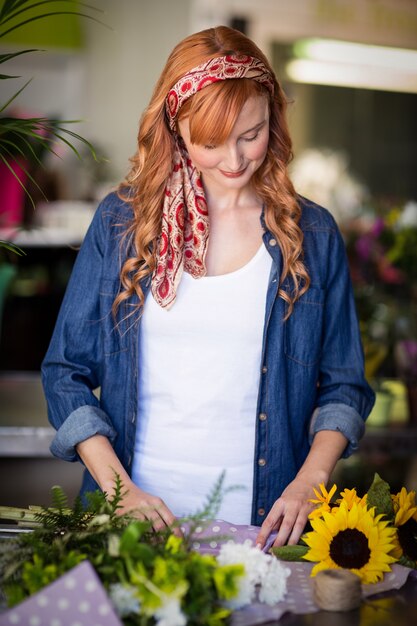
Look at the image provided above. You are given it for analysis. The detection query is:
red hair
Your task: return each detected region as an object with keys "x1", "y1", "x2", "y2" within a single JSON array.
[{"x1": 116, "y1": 26, "x2": 309, "y2": 318}]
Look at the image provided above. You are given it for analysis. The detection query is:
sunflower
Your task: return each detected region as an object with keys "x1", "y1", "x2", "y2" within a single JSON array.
[
  {"x1": 308, "y1": 483, "x2": 337, "y2": 520},
  {"x1": 391, "y1": 487, "x2": 417, "y2": 563},
  {"x1": 337, "y1": 487, "x2": 367, "y2": 510},
  {"x1": 303, "y1": 501, "x2": 397, "y2": 584}
]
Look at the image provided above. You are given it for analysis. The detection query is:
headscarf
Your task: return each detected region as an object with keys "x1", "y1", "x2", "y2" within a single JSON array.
[{"x1": 152, "y1": 54, "x2": 275, "y2": 308}]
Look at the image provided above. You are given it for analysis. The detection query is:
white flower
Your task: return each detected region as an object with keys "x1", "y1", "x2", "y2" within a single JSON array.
[
  {"x1": 258, "y1": 555, "x2": 291, "y2": 605},
  {"x1": 397, "y1": 200, "x2": 417, "y2": 228},
  {"x1": 154, "y1": 595, "x2": 187, "y2": 626},
  {"x1": 108, "y1": 583, "x2": 141, "y2": 617},
  {"x1": 290, "y1": 148, "x2": 367, "y2": 224},
  {"x1": 88, "y1": 514, "x2": 110, "y2": 526},
  {"x1": 217, "y1": 539, "x2": 290, "y2": 608}
]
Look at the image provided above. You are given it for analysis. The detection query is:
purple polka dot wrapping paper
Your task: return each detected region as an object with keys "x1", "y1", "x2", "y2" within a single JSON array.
[
  {"x1": 0, "y1": 520, "x2": 413, "y2": 626},
  {"x1": 0, "y1": 561, "x2": 122, "y2": 626}
]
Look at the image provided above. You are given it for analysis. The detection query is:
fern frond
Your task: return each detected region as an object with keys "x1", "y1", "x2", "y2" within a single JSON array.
[{"x1": 50, "y1": 485, "x2": 69, "y2": 512}]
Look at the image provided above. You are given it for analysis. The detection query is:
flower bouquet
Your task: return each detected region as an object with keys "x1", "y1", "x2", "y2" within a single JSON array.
[
  {"x1": 1, "y1": 473, "x2": 416, "y2": 625},
  {"x1": 0, "y1": 475, "x2": 290, "y2": 626},
  {"x1": 273, "y1": 473, "x2": 417, "y2": 582},
  {"x1": 345, "y1": 202, "x2": 417, "y2": 382}
]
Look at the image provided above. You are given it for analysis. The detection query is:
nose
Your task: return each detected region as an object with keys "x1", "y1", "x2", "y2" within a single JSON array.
[{"x1": 223, "y1": 142, "x2": 244, "y2": 171}]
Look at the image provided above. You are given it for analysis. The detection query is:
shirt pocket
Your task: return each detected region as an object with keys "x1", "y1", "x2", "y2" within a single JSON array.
[
  {"x1": 284, "y1": 286, "x2": 325, "y2": 366},
  {"x1": 99, "y1": 277, "x2": 128, "y2": 356}
]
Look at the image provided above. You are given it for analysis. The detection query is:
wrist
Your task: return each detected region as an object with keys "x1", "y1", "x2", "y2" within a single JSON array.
[
  {"x1": 100, "y1": 471, "x2": 133, "y2": 495},
  {"x1": 296, "y1": 467, "x2": 330, "y2": 489}
]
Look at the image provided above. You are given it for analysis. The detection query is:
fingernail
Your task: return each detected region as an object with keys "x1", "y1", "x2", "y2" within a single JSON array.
[{"x1": 256, "y1": 542, "x2": 262, "y2": 549}]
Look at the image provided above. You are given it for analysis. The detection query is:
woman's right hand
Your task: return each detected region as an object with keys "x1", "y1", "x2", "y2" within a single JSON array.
[
  {"x1": 76, "y1": 435, "x2": 179, "y2": 534},
  {"x1": 108, "y1": 480, "x2": 179, "y2": 534}
]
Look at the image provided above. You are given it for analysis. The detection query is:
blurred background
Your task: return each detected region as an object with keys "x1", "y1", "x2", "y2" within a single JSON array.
[{"x1": 0, "y1": 0, "x2": 416, "y2": 507}]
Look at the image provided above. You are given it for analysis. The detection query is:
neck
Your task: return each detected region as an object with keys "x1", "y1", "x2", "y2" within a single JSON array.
[{"x1": 202, "y1": 179, "x2": 261, "y2": 214}]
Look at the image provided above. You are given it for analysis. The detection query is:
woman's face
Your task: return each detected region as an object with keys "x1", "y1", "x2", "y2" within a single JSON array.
[{"x1": 178, "y1": 95, "x2": 270, "y2": 194}]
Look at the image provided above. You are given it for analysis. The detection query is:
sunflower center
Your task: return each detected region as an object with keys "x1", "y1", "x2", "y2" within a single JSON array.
[
  {"x1": 398, "y1": 518, "x2": 417, "y2": 561},
  {"x1": 329, "y1": 528, "x2": 370, "y2": 569}
]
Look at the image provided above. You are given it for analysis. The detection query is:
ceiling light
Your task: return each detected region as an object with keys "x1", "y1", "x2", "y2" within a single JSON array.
[{"x1": 286, "y1": 39, "x2": 417, "y2": 93}]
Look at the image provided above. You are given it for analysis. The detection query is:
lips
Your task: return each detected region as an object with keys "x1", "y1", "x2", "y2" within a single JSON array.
[{"x1": 219, "y1": 167, "x2": 247, "y2": 178}]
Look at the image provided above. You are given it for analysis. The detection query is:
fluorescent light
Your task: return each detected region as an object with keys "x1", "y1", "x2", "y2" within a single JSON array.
[
  {"x1": 286, "y1": 39, "x2": 417, "y2": 93},
  {"x1": 294, "y1": 39, "x2": 417, "y2": 73},
  {"x1": 286, "y1": 59, "x2": 417, "y2": 93}
]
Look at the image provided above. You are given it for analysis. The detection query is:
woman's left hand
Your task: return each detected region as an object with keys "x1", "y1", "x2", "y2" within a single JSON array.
[{"x1": 255, "y1": 476, "x2": 317, "y2": 548}]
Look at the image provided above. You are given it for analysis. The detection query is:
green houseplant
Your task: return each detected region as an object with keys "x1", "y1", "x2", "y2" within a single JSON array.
[
  {"x1": 0, "y1": 0, "x2": 105, "y2": 334},
  {"x1": 0, "y1": 0, "x2": 104, "y2": 250}
]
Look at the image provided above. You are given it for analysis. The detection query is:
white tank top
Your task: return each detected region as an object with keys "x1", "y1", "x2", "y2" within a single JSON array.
[{"x1": 131, "y1": 243, "x2": 272, "y2": 523}]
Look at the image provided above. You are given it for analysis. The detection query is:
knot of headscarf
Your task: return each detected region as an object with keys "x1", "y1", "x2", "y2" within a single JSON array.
[{"x1": 151, "y1": 54, "x2": 275, "y2": 309}]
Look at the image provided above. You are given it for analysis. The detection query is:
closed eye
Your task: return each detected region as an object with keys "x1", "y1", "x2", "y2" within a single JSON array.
[{"x1": 242, "y1": 132, "x2": 259, "y2": 142}]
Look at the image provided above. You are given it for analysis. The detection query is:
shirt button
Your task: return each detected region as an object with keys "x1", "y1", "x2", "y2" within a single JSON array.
[
  {"x1": 127, "y1": 455, "x2": 132, "y2": 465},
  {"x1": 258, "y1": 458, "x2": 266, "y2": 466},
  {"x1": 262, "y1": 365, "x2": 267, "y2": 374},
  {"x1": 259, "y1": 413, "x2": 267, "y2": 421},
  {"x1": 258, "y1": 507, "x2": 266, "y2": 516},
  {"x1": 269, "y1": 238, "x2": 277, "y2": 247},
  {"x1": 131, "y1": 413, "x2": 136, "y2": 423}
]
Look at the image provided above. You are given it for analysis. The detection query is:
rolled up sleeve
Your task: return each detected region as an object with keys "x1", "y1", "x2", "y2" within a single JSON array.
[
  {"x1": 309, "y1": 404, "x2": 366, "y2": 457},
  {"x1": 50, "y1": 405, "x2": 118, "y2": 462}
]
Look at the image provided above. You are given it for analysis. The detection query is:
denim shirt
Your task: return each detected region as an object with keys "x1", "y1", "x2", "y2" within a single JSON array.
[{"x1": 41, "y1": 192, "x2": 375, "y2": 526}]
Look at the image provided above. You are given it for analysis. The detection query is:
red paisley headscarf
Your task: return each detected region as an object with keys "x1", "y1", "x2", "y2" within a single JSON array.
[{"x1": 151, "y1": 54, "x2": 275, "y2": 309}]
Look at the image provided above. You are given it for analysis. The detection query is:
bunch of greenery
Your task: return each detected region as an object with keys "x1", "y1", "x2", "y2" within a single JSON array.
[{"x1": 0, "y1": 475, "x2": 243, "y2": 625}]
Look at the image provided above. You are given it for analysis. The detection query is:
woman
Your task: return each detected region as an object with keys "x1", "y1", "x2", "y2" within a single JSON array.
[{"x1": 41, "y1": 26, "x2": 374, "y2": 548}]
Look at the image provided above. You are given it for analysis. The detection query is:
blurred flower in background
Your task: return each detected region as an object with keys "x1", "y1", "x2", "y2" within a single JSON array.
[
  {"x1": 292, "y1": 148, "x2": 417, "y2": 423},
  {"x1": 290, "y1": 147, "x2": 368, "y2": 223},
  {"x1": 345, "y1": 202, "x2": 417, "y2": 369}
]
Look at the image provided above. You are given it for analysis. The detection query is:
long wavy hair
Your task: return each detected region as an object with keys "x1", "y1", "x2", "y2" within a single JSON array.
[{"x1": 115, "y1": 25, "x2": 310, "y2": 319}]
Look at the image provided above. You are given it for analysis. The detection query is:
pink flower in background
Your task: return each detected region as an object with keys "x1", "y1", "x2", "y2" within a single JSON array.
[{"x1": 395, "y1": 340, "x2": 417, "y2": 383}]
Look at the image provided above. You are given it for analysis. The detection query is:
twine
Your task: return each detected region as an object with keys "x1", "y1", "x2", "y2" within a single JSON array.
[{"x1": 313, "y1": 569, "x2": 362, "y2": 611}]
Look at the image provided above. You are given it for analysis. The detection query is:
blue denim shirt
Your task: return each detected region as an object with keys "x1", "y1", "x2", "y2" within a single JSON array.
[{"x1": 41, "y1": 192, "x2": 374, "y2": 526}]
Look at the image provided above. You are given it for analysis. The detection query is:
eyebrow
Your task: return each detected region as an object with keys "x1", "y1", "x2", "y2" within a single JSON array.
[{"x1": 240, "y1": 120, "x2": 267, "y2": 136}]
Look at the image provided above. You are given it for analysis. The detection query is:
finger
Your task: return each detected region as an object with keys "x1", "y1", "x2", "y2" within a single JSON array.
[
  {"x1": 287, "y1": 524, "x2": 305, "y2": 545},
  {"x1": 148, "y1": 510, "x2": 169, "y2": 533},
  {"x1": 287, "y1": 512, "x2": 309, "y2": 545},
  {"x1": 122, "y1": 506, "x2": 146, "y2": 521},
  {"x1": 153, "y1": 503, "x2": 177, "y2": 529},
  {"x1": 170, "y1": 522, "x2": 183, "y2": 538},
  {"x1": 256, "y1": 505, "x2": 283, "y2": 548},
  {"x1": 147, "y1": 500, "x2": 179, "y2": 534},
  {"x1": 273, "y1": 511, "x2": 298, "y2": 547}
]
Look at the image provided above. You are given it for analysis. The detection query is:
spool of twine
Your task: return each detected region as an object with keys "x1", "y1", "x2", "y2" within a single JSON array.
[{"x1": 313, "y1": 568, "x2": 362, "y2": 611}]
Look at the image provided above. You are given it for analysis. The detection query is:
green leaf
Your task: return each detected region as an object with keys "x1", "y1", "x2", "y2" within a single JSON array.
[
  {"x1": 271, "y1": 544, "x2": 309, "y2": 561},
  {"x1": 0, "y1": 77, "x2": 32, "y2": 112},
  {"x1": 399, "y1": 554, "x2": 417, "y2": 569},
  {"x1": 0, "y1": 0, "x2": 104, "y2": 28},
  {"x1": 366, "y1": 473, "x2": 395, "y2": 521},
  {"x1": 0, "y1": 240, "x2": 26, "y2": 255},
  {"x1": 0, "y1": 49, "x2": 41, "y2": 65},
  {"x1": 0, "y1": 13, "x2": 107, "y2": 40},
  {"x1": 119, "y1": 523, "x2": 142, "y2": 554},
  {"x1": 50, "y1": 485, "x2": 69, "y2": 512},
  {"x1": 213, "y1": 564, "x2": 244, "y2": 600}
]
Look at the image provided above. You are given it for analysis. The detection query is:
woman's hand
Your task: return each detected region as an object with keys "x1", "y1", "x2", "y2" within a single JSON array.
[
  {"x1": 255, "y1": 475, "x2": 317, "y2": 548},
  {"x1": 76, "y1": 435, "x2": 179, "y2": 534},
  {"x1": 109, "y1": 480, "x2": 179, "y2": 534},
  {"x1": 256, "y1": 430, "x2": 349, "y2": 548}
]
